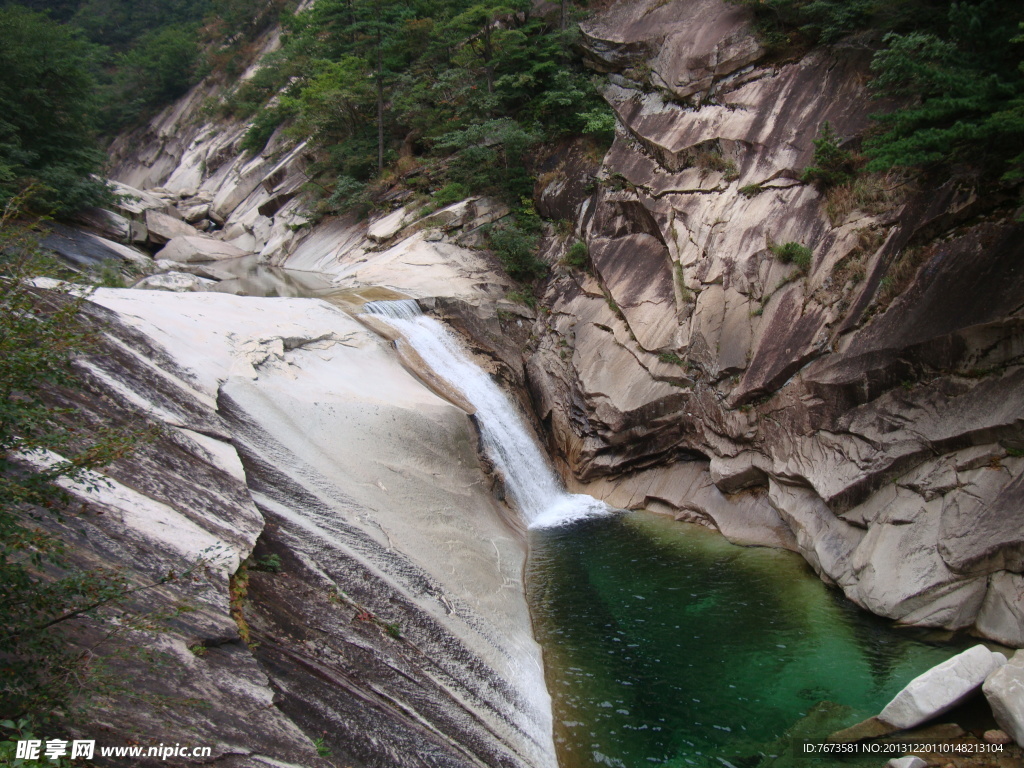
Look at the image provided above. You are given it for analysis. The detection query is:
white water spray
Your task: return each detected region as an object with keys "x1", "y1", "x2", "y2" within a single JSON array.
[{"x1": 363, "y1": 300, "x2": 613, "y2": 529}]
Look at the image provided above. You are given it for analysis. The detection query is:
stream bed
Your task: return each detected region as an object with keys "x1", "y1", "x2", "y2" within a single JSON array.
[{"x1": 528, "y1": 511, "x2": 966, "y2": 768}]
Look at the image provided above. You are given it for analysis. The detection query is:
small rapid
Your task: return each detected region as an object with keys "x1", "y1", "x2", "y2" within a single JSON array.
[{"x1": 362, "y1": 300, "x2": 613, "y2": 529}]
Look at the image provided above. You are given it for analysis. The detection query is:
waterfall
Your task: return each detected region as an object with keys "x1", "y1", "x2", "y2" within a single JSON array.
[{"x1": 363, "y1": 300, "x2": 614, "y2": 529}]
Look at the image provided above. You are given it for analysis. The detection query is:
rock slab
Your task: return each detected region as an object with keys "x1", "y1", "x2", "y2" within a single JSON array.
[
  {"x1": 984, "y1": 650, "x2": 1024, "y2": 746},
  {"x1": 157, "y1": 234, "x2": 249, "y2": 263},
  {"x1": 879, "y1": 645, "x2": 1008, "y2": 730},
  {"x1": 886, "y1": 757, "x2": 927, "y2": 768}
]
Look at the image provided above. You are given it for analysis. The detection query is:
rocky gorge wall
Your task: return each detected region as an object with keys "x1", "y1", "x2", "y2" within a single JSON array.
[
  {"x1": 96, "y1": 0, "x2": 1022, "y2": 674},
  {"x1": 526, "y1": 0, "x2": 1024, "y2": 646}
]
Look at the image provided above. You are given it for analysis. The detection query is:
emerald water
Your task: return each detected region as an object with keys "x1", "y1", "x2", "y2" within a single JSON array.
[{"x1": 528, "y1": 511, "x2": 965, "y2": 768}]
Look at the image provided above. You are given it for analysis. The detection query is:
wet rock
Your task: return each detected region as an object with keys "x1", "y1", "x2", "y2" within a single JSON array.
[
  {"x1": 984, "y1": 729, "x2": 1013, "y2": 745},
  {"x1": 829, "y1": 716, "x2": 900, "y2": 744},
  {"x1": 984, "y1": 651, "x2": 1024, "y2": 746},
  {"x1": 878, "y1": 645, "x2": 1008, "y2": 730}
]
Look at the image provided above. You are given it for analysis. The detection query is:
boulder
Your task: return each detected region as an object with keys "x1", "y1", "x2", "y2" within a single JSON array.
[
  {"x1": 108, "y1": 180, "x2": 175, "y2": 218},
  {"x1": 153, "y1": 260, "x2": 237, "y2": 282},
  {"x1": 886, "y1": 757, "x2": 927, "y2": 768},
  {"x1": 983, "y1": 650, "x2": 1024, "y2": 746},
  {"x1": 179, "y1": 201, "x2": 211, "y2": 223},
  {"x1": 878, "y1": 645, "x2": 1008, "y2": 730},
  {"x1": 367, "y1": 206, "x2": 408, "y2": 241},
  {"x1": 73, "y1": 206, "x2": 132, "y2": 241},
  {"x1": 156, "y1": 235, "x2": 250, "y2": 263},
  {"x1": 145, "y1": 209, "x2": 198, "y2": 244},
  {"x1": 885, "y1": 758, "x2": 926, "y2": 768},
  {"x1": 984, "y1": 729, "x2": 1012, "y2": 744},
  {"x1": 133, "y1": 272, "x2": 218, "y2": 292}
]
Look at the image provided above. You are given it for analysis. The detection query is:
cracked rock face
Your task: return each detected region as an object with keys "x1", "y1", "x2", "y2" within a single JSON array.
[
  {"x1": 527, "y1": 0, "x2": 1024, "y2": 641},
  {"x1": 44, "y1": 289, "x2": 554, "y2": 768}
]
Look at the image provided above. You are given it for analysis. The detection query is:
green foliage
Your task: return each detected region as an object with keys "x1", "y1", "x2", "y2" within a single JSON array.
[
  {"x1": 563, "y1": 240, "x2": 589, "y2": 268},
  {"x1": 315, "y1": 176, "x2": 371, "y2": 219},
  {"x1": 0, "y1": 7, "x2": 110, "y2": 214},
  {"x1": 240, "y1": 105, "x2": 293, "y2": 156},
  {"x1": 489, "y1": 222, "x2": 545, "y2": 281},
  {"x1": 437, "y1": 118, "x2": 542, "y2": 202},
  {"x1": 1, "y1": 719, "x2": 73, "y2": 767},
  {"x1": 729, "y1": 1, "x2": 1024, "y2": 182},
  {"x1": 770, "y1": 240, "x2": 813, "y2": 271},
  {"x1": 90, "y1": 259, "x2": 127, "y2": 288},
  {"x1": 260, "y1": 0, "x2": 607, "y2": 204},
  {"x1": 283, "y1": 57, "x2": 376, "y2": 149},
  {"x1": 727, "y1": 0, "x2": 923, "y2": 46},
  {"x1": 101, "y1": 25, "x2": 202, "y2": 132},
  {"x1": 865, "y1": 18, "x2": 1024, "y2": 179},
  {"x1": 801, "y1": 121, "x2": 857, "y2": 188},
  {"x1": 432, "y1": 182, "x2": 470, "y2": 207},
  {"x1": 579, "y1": 105, "x2": 617, "y2": 146},
  {"x1": 313, "y1": 735, "x2": 331, "y2": 757},
  {"x1": 0, "y1": 201, "x2": 157, "y2": 719},
  {"x1": 219, "y1": 53, "x2": 293, "y2": 120},
  {"x1": 69, "y1": 0, "x2": 211, "y2": 50},
  {"x1": 251, "y1": 554, "x2": 282, "y2": 573},
  {"x1": 739, "y1": 183, "x2": 764, "y2": 197},
  {"x1": 506, "y1": 289, "x2": 538, "y2": 308}
]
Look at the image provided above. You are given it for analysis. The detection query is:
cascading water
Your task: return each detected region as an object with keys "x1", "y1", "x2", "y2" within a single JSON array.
[{"x1": 363, "y1": 300, "x2": 613, "y2": 529}]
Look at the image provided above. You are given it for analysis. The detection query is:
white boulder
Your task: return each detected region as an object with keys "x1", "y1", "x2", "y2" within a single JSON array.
[
  {"x1": 367, "y1": 206, "x2": 408, "y2": 241},
  {"x1": 144, "y1": 210, "x2": 197, "y2": 244},
  {"x1": 878, "y1": 644, "x2": 1008, "y2": 729},
  {"x1": 133, "y1": 272, "x2": 217, "y2": 293},
  {"x1": 886, "y1": 757, "x2": 927, "y2": 768},
  {"x1": 983, "y1": 650, "x2": 1024, "y2": 746},
  {"x1": 156, "y1": 235, "x2": 249, "y2": 264}
]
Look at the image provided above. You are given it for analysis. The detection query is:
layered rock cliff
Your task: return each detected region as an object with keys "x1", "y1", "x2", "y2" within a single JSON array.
[
  {"x1": 38, "y1": 288, "x2": 554, "y2": 767},
  {"x1": 526, "y1": 0, "x2": 1024, "y2": 646},
  {"x1": 97, "y1": 0, "x2": 1022, "y2": 672}
]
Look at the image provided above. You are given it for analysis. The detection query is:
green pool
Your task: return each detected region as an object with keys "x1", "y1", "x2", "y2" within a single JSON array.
[{"x1": 527, "y1": 511, "x2": 966, "y2": 768}]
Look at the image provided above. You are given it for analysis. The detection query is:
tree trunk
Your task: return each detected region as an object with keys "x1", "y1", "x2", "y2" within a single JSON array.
[{"x1": 376, "y1": 25, "x2": 384, "y2": 171}]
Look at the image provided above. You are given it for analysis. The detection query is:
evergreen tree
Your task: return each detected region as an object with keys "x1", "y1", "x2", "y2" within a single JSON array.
[{"x1": 0, "y1": 6, "x2": 109, "y2": 214}]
